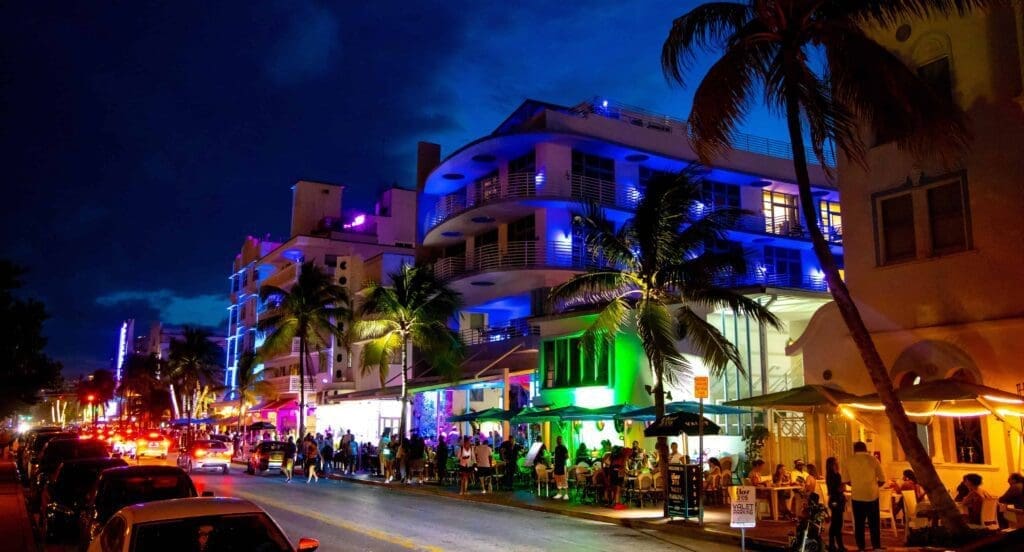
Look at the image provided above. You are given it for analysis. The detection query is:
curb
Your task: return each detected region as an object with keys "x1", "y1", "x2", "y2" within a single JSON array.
[{"x1": 325, "y1": 473, "x2": 786, "y2": 551}]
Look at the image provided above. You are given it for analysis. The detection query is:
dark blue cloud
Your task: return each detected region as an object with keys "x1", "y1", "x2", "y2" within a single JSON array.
[{"x1": 265, "y1": 2, "x2": 341, "y2": 85}]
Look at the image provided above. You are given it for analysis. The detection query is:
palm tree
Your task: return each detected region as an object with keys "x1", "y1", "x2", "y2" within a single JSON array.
[
  {"x1": 355, "y1": 264, "x2": 463, "y2": 440},
  {"x1": 78, "y1": 369, "x2": 117, "y2": 423},
  {"x1": 117, "y1": 353, "x2": 162, "y2": 427},
  {"x1": 232, "y1": 351, "x2": 277, "y2": 435},
  {"x1": 549, "y1": 171, "x2": 780, "y2": 516},
  {"x1": 167, "y1": 327, "x2": 223, "y2": 446},
  {"x1": 661, "y1": 0, "x2": 986, "y2": 533},
  {"x1": 259, "y1": 261, "x2": 350, "y2": 440}
]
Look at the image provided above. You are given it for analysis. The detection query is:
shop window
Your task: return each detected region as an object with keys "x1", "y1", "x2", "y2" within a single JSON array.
[
  {"x1": 542, "y1": 335, "x2": 612, "y2": 388},
  {"x1": 952, "y1": 417, "x2": 985, "y2": 464},
  {"x1": 878, "y1": 193, "x2": 916, "y2": 264}
]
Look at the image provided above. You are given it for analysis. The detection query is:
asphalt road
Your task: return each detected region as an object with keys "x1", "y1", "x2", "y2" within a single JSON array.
[
  {"x1": 193, "y1": 467, "x2": 737, "y2": 552},
  {"x1": 41, "y1": 454, "x2": 737, "y2": 552}
]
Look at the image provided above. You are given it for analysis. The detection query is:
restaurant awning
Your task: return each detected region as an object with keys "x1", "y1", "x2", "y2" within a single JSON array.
[
  {"x1": 844, "y1": 380, "x2": 1024, "y2": 419},
  {"x1": 616, "y1": 401, "x2": 747, "y2": 420},
  {"x1": 723, "y1": 384, "x2": 859, "y2": 412},
  {"x1": 252, "y1": 399, "x2": 298, "y2": 411},
  {"x1": 448, "y1": 407, "x2": 517, "y2": 423},
  {"x1": 560, "y1": 404, "x2": 639, "y2": 421},
  {"x1": 512, "y1": 405, "x2": 594, "y2": 423}
]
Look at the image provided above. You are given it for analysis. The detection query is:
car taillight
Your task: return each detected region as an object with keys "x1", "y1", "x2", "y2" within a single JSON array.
[
  {"x1": 196, "y1": 449, "x2": 206, "y2": 457},
  {"x1": 148, "y1": 432, "x2": 159, "y2": 439}
]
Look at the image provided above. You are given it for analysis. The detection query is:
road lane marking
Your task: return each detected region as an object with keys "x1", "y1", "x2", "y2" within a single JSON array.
[{"x1": 229, "y1": 487, "x2": 443, "y2": 552}]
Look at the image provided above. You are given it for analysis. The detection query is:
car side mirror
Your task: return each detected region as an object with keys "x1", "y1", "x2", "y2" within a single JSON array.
[
  {"x1": 201, "y1": 491, "x2": 214, "y2": 497},
  {"x1": 297, "y1": 538, "x2": 320, "y2": 551}
]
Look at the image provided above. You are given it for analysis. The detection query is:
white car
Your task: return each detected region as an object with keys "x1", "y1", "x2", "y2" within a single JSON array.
[{"x1": 88, "y1": 496, "x2": 319, "y2": 552}]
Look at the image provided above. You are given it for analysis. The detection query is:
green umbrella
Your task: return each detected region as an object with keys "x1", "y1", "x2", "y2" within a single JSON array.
[
  {"x1": 723, "y1": 384, "x2": 859, "y2": 412},
  {"x1": 560, "y1": 404, "x2": 638, "y2": 421},
  {"x1": 616, "y1": 401, "x2": 747, "y2": 420}
]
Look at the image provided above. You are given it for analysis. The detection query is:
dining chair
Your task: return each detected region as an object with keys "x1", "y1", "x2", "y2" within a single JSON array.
[
  {"x1": 901, "y1": 490, "x2": 924, "y2": 530},
  {"x1": 535, "y1": 463, "x2": 551, "y2": 497},
  {"x1": 969, "y1": 497, "x2": 999, "y2": 530},
  {"x1": 878, "y1": 489, "x2": 899, "y2": 536},
  {"x1": 635, "y1": 472, "x2": 654, "y2": 508}
]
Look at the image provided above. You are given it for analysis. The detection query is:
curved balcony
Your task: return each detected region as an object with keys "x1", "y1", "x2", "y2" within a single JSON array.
[
  {"x1": 432, "y1": 240, "x2": 600, "y2": 282},
  {"x1": 425, "y1": 172, "x2": 632, "y2": 241}
]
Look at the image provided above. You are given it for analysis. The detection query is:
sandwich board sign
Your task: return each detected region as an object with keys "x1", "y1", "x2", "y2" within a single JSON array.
[{"x1": 730, "y1": 486, "x2": 757, "y2": 528}]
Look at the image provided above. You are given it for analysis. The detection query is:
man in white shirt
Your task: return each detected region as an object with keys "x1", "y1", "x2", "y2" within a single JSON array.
[
  {"x1": 841, "y1": 441, "x2": 886, "y2": 552},
  {"x1": 474, "y1": 439, "x2": 494, "y2": 493},
  {"x1": 668, "y1": 442, "x2": 683, "y2": 464},
  {"x1": 791, "y1": 459, "x2": 811, "y2": 484}
]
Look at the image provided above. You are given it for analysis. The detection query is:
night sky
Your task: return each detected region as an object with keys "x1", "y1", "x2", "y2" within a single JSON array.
[{"x1": 1, "y1": 1, "x2": 786, "y2": 376}]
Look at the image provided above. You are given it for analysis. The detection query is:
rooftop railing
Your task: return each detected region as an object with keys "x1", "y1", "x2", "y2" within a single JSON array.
[{"x1": 573, "y1": 98, "x2": 837, "y2": 167}]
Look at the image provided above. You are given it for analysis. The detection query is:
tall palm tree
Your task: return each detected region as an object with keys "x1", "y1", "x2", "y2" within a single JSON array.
[
  {"x1": 232, "y1": 351, "x2": 277, "y2": 435},
  {"x1": 117, "y1": 353, "x2": 162, "y2": 426},
  {"x1": 662, "y1": 0, "x2": 986, "y2": 533},
  {"x1": 550, "y1": 171, "x2": 780, "y2": 516},
  {"x1": 259, "y1": 261, "x2": 350, "y2": 440},
  {"x1": 355, "y1": 264, "x2": 463, "y2": 440},
  {"x1": 167, "y1": 327, "x2": 223, "y2": 446}
]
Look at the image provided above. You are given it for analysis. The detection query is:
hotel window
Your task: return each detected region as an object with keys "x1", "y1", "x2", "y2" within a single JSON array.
[
  {"x1": 474, "y1": 170, "x2": 500, "y2": 203},
  {"x1": 639, "y1": 166, "x2": 671, "y2": 188},
  {"x1": 819, "y1": 200, "x2": 842, "y2": 240},
  {"x1": 927, "y1": 180, "x2": 968, "y2": 255},
  {"x1": 762, "y1": 190, "x2": 801, "y2": 236},
  {"x1": 763, "y1": 246, "x2": 803, "y2": 287},
  {"x1": 572, "y1": 151, "x2": 615, "y2": 181},
  {"x1": 918, "y1": 57, "x2": 953, "y2": 101},
  {"x1": 878, "y1": 194, "x2": 916, "y2": 264},
  {"x1": 507, "y1": 214, "x2": 536, "y2": 242},
  {"x1": 542, "y1": 335, "x2": 612, "y2": 389},
  {"x1": 701, "y1": 181, "x2": 741, "y2": 209},
  {"x1": 508, "y1": 150, "x2": 536, "y2": 174}
]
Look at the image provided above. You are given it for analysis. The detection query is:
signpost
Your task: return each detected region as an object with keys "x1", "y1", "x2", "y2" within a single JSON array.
[
  {"x1": 694, "y1": 376, "x2": 709, "y2": 528},
  {"x1": 730, "y1": 486, "x2": 758, "y2": 552}
]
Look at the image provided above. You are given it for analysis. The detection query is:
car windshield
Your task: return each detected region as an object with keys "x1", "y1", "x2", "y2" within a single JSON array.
[
  {"x1": 130, "y1": 513, "x2": 291, "y2": 552},
  {"x1": 33, "y1": 432, "x2": 75, "y2": 454},
  {"x1": 194, "y1": 441, "x2": 227, "y2": 450},
  {"x1": 53, "y1": 460, "x2": 127, "y2": 501},
  {"x1": 259, "y1": 442, "x2": 286, "y2": 453},
  {"x1": 98, "y1": 474, "x2": 197, "y2": 519}
]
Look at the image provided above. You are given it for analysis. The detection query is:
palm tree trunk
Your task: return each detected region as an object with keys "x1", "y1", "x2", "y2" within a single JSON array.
[
  {"x1": 652, "y1": 358, "x2": 670, "y2": 518},
  {"x1": 299, "y1": 337, "x2": 306, "y2": 440},
  {"x1": 782, "y1": 85, "x2": 967, "y2": 534},
  {"x1": 398, "y1": 336, "x2": 409, "y2": 441}
]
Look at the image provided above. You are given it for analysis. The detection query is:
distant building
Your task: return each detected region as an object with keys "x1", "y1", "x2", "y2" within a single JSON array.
[
  {"x1": 144, "y1": 322, "x2": 226, "y2": 362},
  {"x1": 224, "y1": 180, "x2": 417, "y2": 437}
]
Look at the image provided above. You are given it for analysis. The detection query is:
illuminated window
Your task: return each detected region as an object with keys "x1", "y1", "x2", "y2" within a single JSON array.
[
  {"x1": 819, "y1": 200, "x2": 842, "y2": 241},
  {"x1": 762, "y1": 190, "x2": 801, "y2": 236},
  {"x1": 542, "y1": 335, "x2": 612, "y2": 389}
]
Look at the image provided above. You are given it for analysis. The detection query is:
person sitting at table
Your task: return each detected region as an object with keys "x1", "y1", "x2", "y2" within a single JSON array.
[
  {"x1": 772, "y1": 463, "x2": 795, "y2": 519},
  {"x1": 720, "y1": 457, "x2": 734, "y2": 487},
  {"x1": 749, "y1": 459, "x2": 770, "y2": 487},
  {"x1": 667, "y1": 442, "x2": 684, "y2": 464},
  {"x1": 888, "y1": 469, "x2": 925, "y2": 517},
  {"x1": 575, "y1": 443, "x2": 590, "y2": 466},
  {"x1": 961, "y1": 473, "x2": 994, "y2": 525},
  {"x1": 705, "y1": 457, "x2": 722, "y2": 491},
  {"x1": 998, "y1": 473, "x2": 1024, "y2": 509},
  {"x1": 791, "y1": 459, "x2": 810, "y2": 485}
]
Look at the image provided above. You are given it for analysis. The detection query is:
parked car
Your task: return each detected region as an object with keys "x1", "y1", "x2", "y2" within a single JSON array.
[
  {"x1": 246, "y1": 441, "x2": 287, "y2": 476},
  {"x1": 39, "y1": 457, "x2": 128, "y2": 543},
  {"x1": 30, "y1": 437, "x2": 109, "y2": 510},
  {"x1": 16, "y1": 426, "x2": 62, "y2": 477},
  {"x1": 134, "y1": 430, "x2": 171, "y2": 459},
  {"x1": 177, "y1": 440, "x2": 231, "y2": 474},
  {"x1": 87, "y1": 497, "x2": 319, "y2": 552},
  {"x1": 24, "y1": 431, "x2": 76, "y2": 482},
  {"x1": 78, "y1": 465, "x2": 198, "y2": 549}
]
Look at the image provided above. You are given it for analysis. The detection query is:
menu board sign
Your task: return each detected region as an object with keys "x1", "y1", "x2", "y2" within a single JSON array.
[{"x1": 666, "y1": 463, "x2": 700, "y2": 518}]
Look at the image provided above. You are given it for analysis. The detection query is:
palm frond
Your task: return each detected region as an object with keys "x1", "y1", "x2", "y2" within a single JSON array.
[
  {"x1": 548, "y1": 271, "x2": 636, "y2": 310},
  {"x1": 675, "y1": 306, "x2": 744, "y2": 376},
  {"x1": 579, "y1": 296, "x2": 630, "y2": 364},
  {"x1": 635, "y1": 301, "x2": 685, "y2": 374},
  {"x1": 259, "y1": 318, "x2": 298, "y2": 357},
  {"x1": 353, "y1": 318, "x2": 402, "y2": 341},
  {"x1": 662, "y1": 1, "x2": 755, "y2": 84},
  {"x1": 824, "y1": 0, "x2": 993, "y2": 28},
  {"x1": 360, "y1": 333, "x2": 403, "y2": 388},
  {"x1": 680, "y1": 287, "x2": 782, "y2": 330}
]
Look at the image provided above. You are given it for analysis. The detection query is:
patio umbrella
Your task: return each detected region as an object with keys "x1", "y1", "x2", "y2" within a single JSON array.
[
  {"x1": 616, "y1": 401, "x2": 747, "y2": 420},
  {"x1": 723, "y1": 384, "x2": 860, "y2": 412},
  {"x1": 643, "y1": 412, "x2": 720, "y2": 437},
  {"x1": 844, "y1": 380, "x2": 1024, "y2": 418},
  {"x1": 247, "y1": 421, "x2": 276, "y2": 432},
  {"x1": 448, "y1": 407, "x2": 508, "y2": 423},
  {"x1": 560, "y1": 404, "x2": 639, "y2": 421}
]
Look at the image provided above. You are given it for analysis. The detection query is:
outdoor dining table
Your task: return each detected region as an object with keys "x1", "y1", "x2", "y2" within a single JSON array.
[{"x1": 766, "y1": 485, "x2": 802, "y2": 521}]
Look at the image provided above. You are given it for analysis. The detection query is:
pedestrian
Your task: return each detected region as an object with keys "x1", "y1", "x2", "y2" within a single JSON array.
[
  {"x1": 840, "y1": 441, "x2": 885, "y2": 552},
  {"x1": 474, "y1": 438, "x2": 494, "y2": 494},
  {"x1": 321, "y1": 439, "x2": 334, "y2": 475},
  {"x1": 304, "y1": 437, "x2": 320, "y2": 483},
  {"x1": 283, "y1": 436, "x2": 297, "y2": 482},
  {"x1": 348, "y1": 434, "x2": 359, "y2": 474},
  {"x1": 499, "y1": 436, "x2": 516, "y2": 490},
  {"x1": 825, "y1": 457, "x2": 847, "y2": 552},
  {"x1": 458, "y1": 436, "x2": 474, "y2": 495},
  {"x1": 552, "y1": 435, "x2": 569, "y2": 500}
]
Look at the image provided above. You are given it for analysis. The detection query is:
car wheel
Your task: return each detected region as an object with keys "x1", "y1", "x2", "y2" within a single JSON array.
[
  {"x1": 222, "y1": 465, "x2": 229, "y2": 475},
  {"x1": 246, "y1": 463, "x2": 255, "y2": 475}
]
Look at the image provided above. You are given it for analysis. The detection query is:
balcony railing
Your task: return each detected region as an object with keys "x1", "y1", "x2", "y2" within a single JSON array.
[
  {"x1": 459, "y1": 318, "x2": 540, "y2": 347},
  {"x1": 427, "y1": 171, "x2": 639, "y2": 234},
  {"x1": 714, "y1": 271, "x2": 828, "y2": 293},
  {"x1": 573, "y1": 98, "x2": 836, "y2": 167},
  {"x1": 432, "y1": 240, "x2": 586, "y2": 281},
  {"x1": 267, "y1": 375, "x2": 318, "y2": 395}
]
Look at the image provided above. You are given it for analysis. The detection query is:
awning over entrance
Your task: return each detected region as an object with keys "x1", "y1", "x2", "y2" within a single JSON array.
[
  {"x1": 844, "y1": 380, "x2": 1024, "y2": 418},
  {"x1": 252, "y1": 399, "x2": 298, "y2": 411},
  {"x1": 723, "y1": 384, "x2": 859, "y2": 412}
]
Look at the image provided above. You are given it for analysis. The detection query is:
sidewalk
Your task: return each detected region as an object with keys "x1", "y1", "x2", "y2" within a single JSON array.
[
  {"x1": 325, "y1": 471, "x2": 788, "y2": 551},
  {"x1": 0, "y1": 459, "x2": 34, "y2": 551}
]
